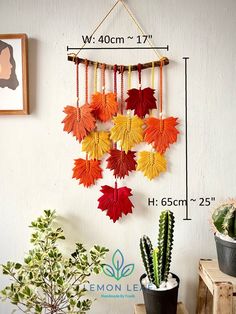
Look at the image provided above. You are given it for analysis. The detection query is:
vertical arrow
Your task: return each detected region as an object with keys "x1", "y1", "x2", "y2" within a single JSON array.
[{"x1": 183, "y1": 57, "x2": 191, "y2": 221}]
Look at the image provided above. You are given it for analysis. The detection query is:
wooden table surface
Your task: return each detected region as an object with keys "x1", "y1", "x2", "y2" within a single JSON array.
[{"x1": 134, "y1": 302, "x2": 188, "y2": 314}]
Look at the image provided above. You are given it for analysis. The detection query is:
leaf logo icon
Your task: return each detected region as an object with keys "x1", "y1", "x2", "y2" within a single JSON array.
[{"x1": 102, "y1": 249, "x2": 135, "y2": 281}]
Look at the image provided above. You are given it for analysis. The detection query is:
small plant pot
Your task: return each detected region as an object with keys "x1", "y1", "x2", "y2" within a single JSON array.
[
  {"x1": 215, "y1": 234, "x2": 236, "y2": 277},
  {"x1": 140, "y1": 273, "x2": 180, "y2": 314}
]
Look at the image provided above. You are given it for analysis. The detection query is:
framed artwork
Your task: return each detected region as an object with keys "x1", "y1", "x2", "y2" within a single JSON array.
[{"x1": 0, "y1": 34, "x2": 29, "y2": 115}]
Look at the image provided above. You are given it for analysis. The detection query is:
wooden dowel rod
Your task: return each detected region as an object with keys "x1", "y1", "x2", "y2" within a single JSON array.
[{"x1": 67, "y1": 54, "x2": 169, "y2": 71}]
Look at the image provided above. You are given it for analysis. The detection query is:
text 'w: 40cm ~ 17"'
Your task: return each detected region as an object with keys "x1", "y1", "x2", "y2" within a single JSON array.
[{"x1": 81, "y1": 34, "x2": 153, "y2": 45}]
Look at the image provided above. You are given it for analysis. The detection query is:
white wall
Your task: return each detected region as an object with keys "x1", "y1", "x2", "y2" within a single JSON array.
[{"x1": 1, "y1": 0, "x2": 236, "y2": 313}]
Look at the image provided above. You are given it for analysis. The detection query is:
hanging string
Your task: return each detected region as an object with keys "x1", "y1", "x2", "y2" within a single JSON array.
[
  {"x1": 119, "y1": 0, "x2": 163, "y2": 60},
  {"x1": 94, "y1": 62, "x2": 98, "y2": 93},
  {"x1": 120, "y1": 66, "x2": 124, "y2": 115},
  {"x1": 102, "y1": 63, "x2": 106, "y2": 93},
  {"x1": 137, "y1": 63, "x2": 142, "y2": 89},
  {"x1": 159, "y1": 59, "x2": 164, "y2": 131},
  {"x1": 113, "y1": 64, "x2": 118, "y2": 150},
  {"x1": 150, "y1": 61, "x2": 155, "y2": 117},
  {"x1": 71, "y1": 0, "x2": 162, "y2": 60},
  {"x1": 159, "y1": 60, "x2": 163, "y2": 116},
  {"x1": 127, "y1": 65, "x2": 132, "y2": 117},
  {"x1": 75, "y1": 0, "x2": 120, "y2": 56},
  {"x1": 76, "y1": 60, "x2": 80, "y2": 121},
  {"x1": 86, "y1": 152, "x2": 89, "y2": 163},
  {"x1": 85, "y1": 59, "x2": 89, "y2": 104},
  {"x1": 128, "y1": 65, "x2": 132, "y2": 90},
  {"x1": 151, "y1": 61, "x2": 155, "y2": 90},
  {"x1": 114, "y1": 64, "x2": 117, "y2": 99}
]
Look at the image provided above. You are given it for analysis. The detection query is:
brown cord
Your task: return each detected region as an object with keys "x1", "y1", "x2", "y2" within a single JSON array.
[
  {"x1": 120, "y1": 65, "x2": 124, "y2": 115},
  {"x1": 114, "y1": 64, "x2": 117, "y2": 99},
  {"x1": 85, "y1": 59, "x2": 89, "y2": 104},
  {"x1": 137, "y1": 63, "x2": 142, "y2": 87}
]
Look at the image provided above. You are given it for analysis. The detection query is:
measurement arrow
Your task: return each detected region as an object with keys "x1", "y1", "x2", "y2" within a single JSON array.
[
  {"x1": 183, "y1": 57, "x2": 192, "y2": 221},
  {"x1": 67, "y1": 45, "x2": 169, "y2": 51}
]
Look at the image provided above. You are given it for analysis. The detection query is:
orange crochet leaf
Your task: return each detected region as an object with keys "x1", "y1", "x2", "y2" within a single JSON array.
[
  {"x1": 98, "y1": 183, "x2": 134, "y2": 222},
  {"x1": 82, "y1": 131, "x2": 111, "y2": 160},
  {"x1": 91, "y1": 92, "x2": 119, "y2": 122},
  {"x1": 72, "y1": 158, "x2": 103, "y2": 187},
  {"x1": 106, "y1": 149, "x2": 137, "y2": 179},
  {"x1": 125, "y1": 88, "x2": 157, "y2": 118},
  {"x1": 62, "y1": 104, "x2": 96, "y2": 142},
  {"x1": 144, "y1": 117, "x2": 179, "y2": 154}
]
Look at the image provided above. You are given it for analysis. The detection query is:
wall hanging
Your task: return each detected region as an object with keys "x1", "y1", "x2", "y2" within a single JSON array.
[{"x1": 63, "y1": 0, "x2": 179, "y2": 222}]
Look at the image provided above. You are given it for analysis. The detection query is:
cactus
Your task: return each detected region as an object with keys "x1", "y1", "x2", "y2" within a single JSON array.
[
  {"x1": 140, "y1": 210, "x2": 175, "y2": 288},
  {"x1": 158, "y1": 210, "x2": 174, "y2": 282},
  {"x1": 212, "y1": 201, "x2": 236, "y2": 240},
  {"x1": 140, "y1": 235, "x2": 154, "y2": 282}
]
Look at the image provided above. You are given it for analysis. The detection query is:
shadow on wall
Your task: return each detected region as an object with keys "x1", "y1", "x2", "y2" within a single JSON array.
[{"x1": 28, "y1": 38, "x2": 38, "y2": 114}]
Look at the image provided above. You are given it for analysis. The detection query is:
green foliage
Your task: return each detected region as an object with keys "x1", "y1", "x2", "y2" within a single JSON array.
[
  {"x1": 212, "y1": 200, "x2": 236, "y2": 240},
  {"x1": 140, "y1": 210, "x2": 175, "y2": 288},
  {"x1": 0, "y1": 210, "x2": 108, "y2": 314}
]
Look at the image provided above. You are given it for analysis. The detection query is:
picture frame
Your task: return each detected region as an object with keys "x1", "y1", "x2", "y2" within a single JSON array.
[{"x1": 0, "y1": 33, "x2": 29, "y2": 115}]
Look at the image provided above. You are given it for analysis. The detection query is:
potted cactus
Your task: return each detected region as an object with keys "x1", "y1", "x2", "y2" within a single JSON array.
[
  {"x1": 212, "y1": 200, "x2": 236, "y2": 277},
  {"x1": 140, "y1": 210, "x2": 179, "y2": 314}
]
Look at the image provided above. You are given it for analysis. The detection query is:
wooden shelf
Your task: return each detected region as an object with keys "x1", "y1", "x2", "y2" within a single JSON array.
[
  {"x1": 134, "y1": 302, "x2": 188, "y2": 314},
  {"x1": 197, "y1": 259, "x2": 236, "y2": 314}
]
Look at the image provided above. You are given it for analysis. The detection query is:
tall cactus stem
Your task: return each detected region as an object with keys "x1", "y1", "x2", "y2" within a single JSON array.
[
  {"x1": 140, "y1": 236, "x2": 154, "y2": 283},
  {"x1": 152, "y1": 248, "x2": 159, "y2": 287},
  {"x1": 158, "y1": 210, "x2": 174, "y2": 282}
]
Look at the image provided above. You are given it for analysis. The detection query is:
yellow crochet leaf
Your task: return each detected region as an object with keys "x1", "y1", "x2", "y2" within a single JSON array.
[
  {"x1": 82, "y1": 131, "x2": 111, "y2": 160},
  {"x1": 137, "y1": 151, "x2": 167, "y2": 180},
  {"x1": 110, "y1": 114, "x2": 144, "y2": 153}
]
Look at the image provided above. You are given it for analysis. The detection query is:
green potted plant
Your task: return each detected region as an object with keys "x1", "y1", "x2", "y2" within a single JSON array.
[
  {"x1": 139, "y1": 210, "x2": 179, "y2": 314},
  {"x1": 212, "y1": 200, "x2": 236, "y2": 277},
  {"x1": 0, "y1": 210, "x2": 108, "y2": 313}
]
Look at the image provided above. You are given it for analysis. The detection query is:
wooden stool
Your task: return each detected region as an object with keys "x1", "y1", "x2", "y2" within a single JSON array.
[
  {"x1": 134, "y1": 302, "x2": 188, "y2": 314},
  {"x1": 197, "y1": 259, "x2": 236, "y2": 314}
]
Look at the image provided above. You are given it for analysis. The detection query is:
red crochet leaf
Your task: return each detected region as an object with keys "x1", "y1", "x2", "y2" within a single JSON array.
[
  {"x1": 91, "y1": 92, "x2": 119, "y2": 122},
  {"x1": 144, "y1": 117, "x2": 179, "y2": 154},
  {"x1": 62, "y1": 104, "x2": 96, "y2": 142},
  {"x1": 125, "y1": 87, "x2": 157, "y2": 118},
  {"x1": 72, "y1": 158, "x2": 103, "y2": 187},
  {"x1": 106, "y1": 149, "x2": 137, "y2": 179},
  {"x1": 98, "y1": 184, "x2": 134, "y2": 223}
]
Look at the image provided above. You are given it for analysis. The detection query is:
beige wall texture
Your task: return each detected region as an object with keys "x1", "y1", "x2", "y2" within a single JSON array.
[{"x1": 1, "y1": 0, "x2": 236, "y2": 313}]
